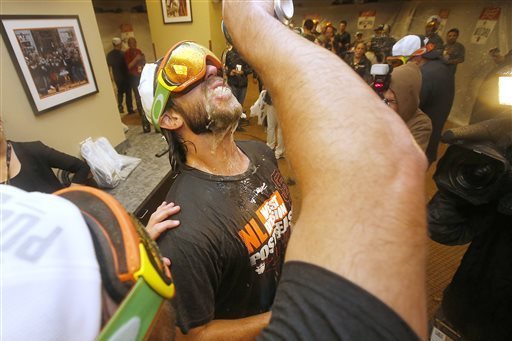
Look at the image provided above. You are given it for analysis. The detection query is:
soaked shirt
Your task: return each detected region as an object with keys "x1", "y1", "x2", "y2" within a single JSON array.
[{"x1": 158, "y1": 140, "x2": 292, "y2": 333}]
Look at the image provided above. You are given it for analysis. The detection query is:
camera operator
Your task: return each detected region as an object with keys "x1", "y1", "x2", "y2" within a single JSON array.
[
  {"x1": 372, "y1": 63, "x2": 432, "y2": 152},
  {"x1": 428, "y1": 116, "x2": 512, "y2": 341}
]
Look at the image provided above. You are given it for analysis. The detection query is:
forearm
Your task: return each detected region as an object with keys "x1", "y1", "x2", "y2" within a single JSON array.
[
  {"x1": 177, "y1": 312, "x2": 270, "y2": 341},
  {"x1": 224, "y1": 3, "x2": 428, "y2": 337}
]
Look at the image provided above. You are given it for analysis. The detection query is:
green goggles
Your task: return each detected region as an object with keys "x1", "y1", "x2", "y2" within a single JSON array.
[{"x1": 54, "y1": 186, "x2": 175, "y2": 340}]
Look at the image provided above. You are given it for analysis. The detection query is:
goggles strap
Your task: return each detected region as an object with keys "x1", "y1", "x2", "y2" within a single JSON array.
[
  {"x1": 151, "y1": 81, "x2": 172, "y2": 132},
  {"x1": 98, "y1": 279, "x2": 164, "y2": 341}
]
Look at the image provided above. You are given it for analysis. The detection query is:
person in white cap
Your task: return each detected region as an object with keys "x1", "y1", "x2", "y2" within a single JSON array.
[
  {"x1": 388, "y1": 34, "x2": 455, "y2": 164},
  {"x1": 223, "y1": 0, "x2": 428, "y2": 340},
  {"x1": 107, "y1": 37, "x2": 133, "y2": 114},
  {"x1": 138, "y1": 41, "x2": 292, "y2": 339}
]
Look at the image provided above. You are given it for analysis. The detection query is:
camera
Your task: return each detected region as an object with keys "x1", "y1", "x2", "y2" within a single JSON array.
[
  {"x1": 434, "y1": 142, "x2": 511, "y2": 206},
  {"x1": 370, "y1": 63, "x2": 392, "y2": 96},
  {"x1": 434, "y1": 118, "x2": 512, "y2": 207}
]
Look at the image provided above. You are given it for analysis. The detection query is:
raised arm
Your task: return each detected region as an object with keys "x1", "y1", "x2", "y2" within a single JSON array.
[{"x1": 224, "y1": 1, "x2": 428, "y2": 338}]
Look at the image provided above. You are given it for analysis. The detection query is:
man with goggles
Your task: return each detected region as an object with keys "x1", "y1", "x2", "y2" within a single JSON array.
[
  {"x1": 139, "y1": 40, "x2": 292, "y2": 339},
  {"x1": 0, "y1": 185, "x2": 179, "y2": 340}
]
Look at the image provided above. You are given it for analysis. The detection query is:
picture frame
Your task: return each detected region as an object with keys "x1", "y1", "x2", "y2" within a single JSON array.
[
  {"x1": 0, "y1": 15, "x2": 98, "y2": 115},
  {"x1": 162, "y1": 0, "x2": 192, "y2": 24}
]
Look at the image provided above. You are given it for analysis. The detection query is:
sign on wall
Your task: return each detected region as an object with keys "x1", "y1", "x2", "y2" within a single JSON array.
[
  {"x1": 358, "y1": 10, "x2": 376, "y2": 30},
  {"x1": 471, "y1": 7, "x2": 501, "y2": 45}
]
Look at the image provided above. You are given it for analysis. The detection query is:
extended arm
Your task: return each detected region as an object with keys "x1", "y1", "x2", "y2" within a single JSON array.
[
  {"x1": 224, "y1": 1, "x2": 428, "y2": 338},
  {"x1": 42, "y1": 142, "x2": 90, "y2": 184}
]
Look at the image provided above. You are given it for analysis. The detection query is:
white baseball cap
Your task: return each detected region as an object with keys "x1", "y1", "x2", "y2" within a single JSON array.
[
  {"x1": 112, "y1": 37, "x2": 122, "y2": 45},
  {"x1": 391, "y1": 35, "x2": 429, "y2": 57}
]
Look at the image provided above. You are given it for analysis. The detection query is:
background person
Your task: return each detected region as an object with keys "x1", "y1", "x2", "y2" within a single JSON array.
[
  {"x1": 223, "y1": 0, "x2": 428, "y2": 339},
  {"x1": 428, "y1": 117, "x2": 512, "y2": 341},
  {"x1": 0, "y1": 120, "x2": 90, "y2": 193},
  {"x1": 382, "y1": 63, "x2": 432, "y2": 152},
  {"x1": 264, "y1": 90, "x2": 285, "y2": 159},
  {"x1": 225, "y1": 46, "x2": 252, "y2": 113},
  {"x1": 125, "y1": 37, "x2": 151, "y2": 133},
  {"x1": 344, "y1": 42, "x2": 372, "y2": 83},
  {"x1": 107, "y1": 37, "x2": 133, "y2": 114},
  {"x1": 425, "y1": 15, "x2": 444, "y2": 52},
  {"x1": 443, "y1": 28, "x2": 465, "y2": 74},
  {"x1": 315, "y1": 22, "x2": 336, "y2": 53},
  {"x1": 301, "y1": 18, "x2": 316, "y2": 42},
  {"x1": 334, "y1": 20, "x2": 351, "y2": 59}
]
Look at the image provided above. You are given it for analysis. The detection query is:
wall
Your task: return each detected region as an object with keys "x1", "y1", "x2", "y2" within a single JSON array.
[
  {"x1": 146, "y1": 0, "x2": 212, "y2": 59},
  {"x1": 208, "y1": 1, "x2": 226, "y2": 59},
  {"x1": 96, "y1": 12, "x2": 156, "y2": 62},
  {"x1": 295, "y1": 0, "x2": 512, "y2": 125},
  {"x1": 0, "y1": 0, "x2": 125, "y2": 157}
]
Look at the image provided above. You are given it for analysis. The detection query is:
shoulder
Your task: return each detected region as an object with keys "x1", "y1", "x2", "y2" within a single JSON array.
[{"x1": 12, "y1": 140, "x2": 46, "y2": 151}]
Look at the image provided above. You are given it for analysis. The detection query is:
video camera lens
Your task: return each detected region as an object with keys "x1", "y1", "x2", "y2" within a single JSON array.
[
  {"x1": 454, "y1": 162, "x2": 499, "y2": 190},
  {"x1": 434, "y1": 144, "x2": 510, "y2": 205}
]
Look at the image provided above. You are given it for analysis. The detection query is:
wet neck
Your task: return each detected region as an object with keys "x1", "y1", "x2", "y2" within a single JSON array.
[{"x1": 185, "y1": 131, "x2": 249, "y2": 176}]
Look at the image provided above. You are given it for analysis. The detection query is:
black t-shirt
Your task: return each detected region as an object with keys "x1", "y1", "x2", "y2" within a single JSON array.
[
  {"x1": 158, "y1": 140, "x2": 293, "y2": 333},
  {"x1": 226, "y1": 49, "x2": 252, "y2": 88},
  {"x1": 344, "y1": 54, "x2": 372, "y2": 84},
  {"x1": 259, "y1": 262, "x2": 420, "y2": 340},
  {"x1": 5, "y1": 141, "x2": 90, "y2": 193},
  {"x1": 106, "y1": 49, "x2": 129, "y2": 84},
  {"x1": 334, "y1": 31, "x2": 351, "y2": 57}
]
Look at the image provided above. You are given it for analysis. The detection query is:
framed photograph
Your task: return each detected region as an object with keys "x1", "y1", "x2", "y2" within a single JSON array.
[
  {"x1": 0, "y1": 15, "x2": 98, "y2": 115},
  {"x1": 162, "y1": 0, "x2": 192, "y2": 24}
]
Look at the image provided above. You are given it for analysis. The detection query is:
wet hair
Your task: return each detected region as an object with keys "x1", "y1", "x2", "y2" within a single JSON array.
[
  {"x1": 447, "y1": 28, "x2": 459, "y2": 35},
  {"x1": 161, "y1": 97, "x2": 188, "y2": 172},
  {"x1": 304, "y1": 19, "x2": 314, "y2": 31}
]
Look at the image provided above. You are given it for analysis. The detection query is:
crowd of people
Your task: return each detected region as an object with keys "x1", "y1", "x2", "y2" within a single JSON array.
[
  {"x1": 298, "y1": 15, "x2": 470, "y2": 165},
  {"x1": 26, "y1": 42, "x2": 88, "y2": 97},
  {"x1": 1, "y1": 1, "x2": 511, "y2": 341},
  {"x1": 303, "y1": 15, "x2": 466, "y2": 86}
]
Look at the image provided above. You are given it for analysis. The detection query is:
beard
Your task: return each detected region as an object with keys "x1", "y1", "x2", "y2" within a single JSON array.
[
  {"x1": 173, "y1": 78, "x2": 242, "y2": 135},
  {"x1": 204, "y1": 82, "x2": 242, "y2": 133}
]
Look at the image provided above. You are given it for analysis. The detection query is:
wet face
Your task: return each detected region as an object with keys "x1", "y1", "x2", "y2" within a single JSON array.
[
  {"x1": 447, "y1": 31, "x2": 458, "y2": 44},
  {"x1": 171, "y1": 65, "x2": 242, "y2": 134}
]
